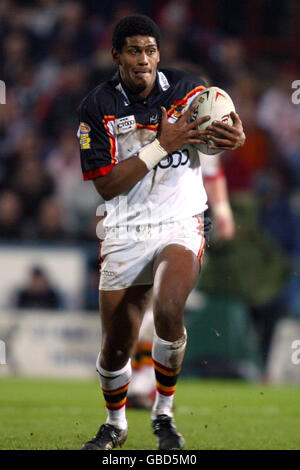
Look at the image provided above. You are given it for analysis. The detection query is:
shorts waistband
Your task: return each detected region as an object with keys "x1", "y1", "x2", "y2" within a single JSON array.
[{"x1": 103, "y1": 214, "x2": 206, "y2": 241}]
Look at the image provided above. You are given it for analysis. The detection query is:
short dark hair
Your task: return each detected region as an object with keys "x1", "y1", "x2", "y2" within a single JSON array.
[{"x1": 112, "y1": 15, "x2": 161, "y2": 52}]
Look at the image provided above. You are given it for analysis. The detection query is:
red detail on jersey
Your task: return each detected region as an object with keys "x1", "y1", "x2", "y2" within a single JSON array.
[
  {"x1": 99, "y1": 241, "x2": 103, "y2": 273},
  {"x1": 215, "y1": 91, "x2": 225, "y2": 101},
  {"x1": 136, "y1": 122, "x2": 159, "y2": 131},
  {"x1": 102, "y1": 115, "x2": 117, "y2": 164},
  {"x1": 168, "y1": 85, "x2": 206, "y2": 117},
  {"x1": 83, "y1": 164, "x2": 115, "y2": 180},
  {"x1": 197, "y1": 236, "x2": 206, "y2": 261}
]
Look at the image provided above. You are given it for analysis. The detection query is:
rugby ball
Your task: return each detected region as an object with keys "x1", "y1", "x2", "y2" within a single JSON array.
[{"x1": 191, "y1": 86, "x2": 235, "y2": 155}]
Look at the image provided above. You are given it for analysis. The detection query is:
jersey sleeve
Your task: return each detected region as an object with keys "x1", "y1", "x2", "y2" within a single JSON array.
[{"x1": 77, "y1": 99, "x2": 117, "y2": 181}]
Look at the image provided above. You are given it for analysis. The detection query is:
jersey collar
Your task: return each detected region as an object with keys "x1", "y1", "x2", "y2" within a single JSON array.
[{"x1": 113, "y1": 70, "x2": 170, "y2": 106}]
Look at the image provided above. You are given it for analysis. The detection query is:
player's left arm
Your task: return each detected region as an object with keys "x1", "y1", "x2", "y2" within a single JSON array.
[
  {"x1": 204, "y1": 174, "x2": 235, "y2": 241},
  {"x1": 201, "y1": 155, "x2": 235, "y2": 241},
  {"x1": 204, "y1": 111, "x2": 246, "y2": 151}
]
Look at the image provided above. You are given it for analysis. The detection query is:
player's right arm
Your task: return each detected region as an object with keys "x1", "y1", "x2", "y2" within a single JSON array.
[{"x1": 78, "y1": 98, "x2": 208, "y2": 201}]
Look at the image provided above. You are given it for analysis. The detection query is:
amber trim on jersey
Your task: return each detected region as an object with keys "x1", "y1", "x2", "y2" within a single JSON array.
[
  {"x1": 197, "y1": 236, "x2": 206, "y2": 262},
  {"x1": 192, "y1": 214, "x2": 206, "y2": 263},
  {"x1": 136, "y1": 123, "x2": 159, "y2": 131},
  {"x1": 82, "y1": 115, "x2": 117, "y2": 180},
  {"x1": 167, "y1": 85, "x2": 206, "y2": 118},
  {"x1": 102, "y1": 115, "x2": 117, "y2": 163}
]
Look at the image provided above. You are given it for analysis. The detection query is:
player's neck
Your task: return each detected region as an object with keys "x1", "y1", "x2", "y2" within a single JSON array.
[{"x1": 120, "y1": 73, "x2": 157, "y2": 100}]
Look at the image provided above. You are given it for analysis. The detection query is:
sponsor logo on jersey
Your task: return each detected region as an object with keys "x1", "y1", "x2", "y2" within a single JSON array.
[
  {"x1": 149, "y1": 113, "x2": 159, "y2": 124},
  {"x1": 101, "y1": 269, "x2": 115, "y2": 277},
  {"x1": 79, "y1": 122, "x2": 91, "y2": 133},
  {"x1": 170, "y1": 99, "x2": 188, "y2": 118},
  {"x1": 115, "y1": 115, "x2": 136, "y2": 134},
  {"x1": 157, "y1": 149, "x2": 190, "y2": 169},
  {"x1": 78, "y1": 122, "x2": 91, "y2": 149}
]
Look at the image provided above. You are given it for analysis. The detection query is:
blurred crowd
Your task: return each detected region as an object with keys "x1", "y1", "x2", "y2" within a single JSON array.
[{"x1": 0, "y1": 1, "x2": 300, "y2": 338}]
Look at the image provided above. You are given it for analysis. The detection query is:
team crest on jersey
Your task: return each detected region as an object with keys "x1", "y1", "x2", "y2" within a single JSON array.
[
  {"x1": 79, "y1": 122, "x2": 91, "y2": 133},
  {"x1": 170, "y1": 99, "x2": 188, "y2": 118},
  {"x1": 115, "y1": 115, "x2": 136, "y2": 134},
  {"x1": 78, "y1": 122, "x2": 91, "y2": 149}
]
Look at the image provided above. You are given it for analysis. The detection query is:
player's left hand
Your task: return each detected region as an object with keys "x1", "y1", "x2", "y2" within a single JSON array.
[
  {"x1": 213, "y1": 213, "x2": 235, "y2": 241},
  {"x1": 204, "y1": 112, "x2": 246, "y2": 151}
]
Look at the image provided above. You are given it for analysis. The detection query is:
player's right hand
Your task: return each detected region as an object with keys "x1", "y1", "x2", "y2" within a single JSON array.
[{"x1": 157, "y1": 106, "x2": 210, "y2": 154}]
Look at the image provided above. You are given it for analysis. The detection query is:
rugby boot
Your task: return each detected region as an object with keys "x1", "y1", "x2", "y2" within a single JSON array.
[
  {"x1": 81, "y1": 423, "x2": 127, "y2": 450},
  {"x1": 151, "y1": 414, "x2": 185, "y2": 450}
]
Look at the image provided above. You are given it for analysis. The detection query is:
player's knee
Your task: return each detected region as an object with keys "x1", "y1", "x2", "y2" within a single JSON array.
[
  {"x1": 154, "y1": 297, "x2": 184, "y2": 336},
  {"x1": 100, "y1": 343, "x2": 132, "y2": 370},
  {"x1": 155, "y1": 296, "x2": 184, "y2": 317}
]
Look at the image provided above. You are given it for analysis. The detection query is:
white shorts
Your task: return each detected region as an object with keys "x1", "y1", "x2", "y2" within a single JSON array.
[{"x1": 99, "y1": 214, "x2": 209, "y2": 291}]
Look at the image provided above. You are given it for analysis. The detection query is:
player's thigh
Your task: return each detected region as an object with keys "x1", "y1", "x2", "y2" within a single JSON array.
[
  {"x1": 152, "y1": 244, "x2": 200, "y2": 339},
  {"x1": 99, "y1": 285, "x2": 152, "y2": 367}
]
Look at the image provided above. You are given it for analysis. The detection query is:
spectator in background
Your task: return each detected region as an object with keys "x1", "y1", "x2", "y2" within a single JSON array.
[
  {"x1": 51, "y1": 0, "x2": 93, "y2": 60},
  {"x1": 0, "y1": 190, "x2": 23, "y2": 239},
  {"x1": 37, "y1": 196, "x2": 67, "y2": 241},
  {"x1": 46, "y1": 128, "x2": 100, "y2": 237},
  {"x1": 4, "y1": 128, "x2": 44, "y2": 187},
  {"x1": 257, "y1": 64, "x2": 300, "y2": 156},
  {"x1": 208, "y1": 38, "x2": 249, "y2": 89},
  {"x1": 15, "y1": 266, "x2": 61, "y2": 309},
  {"x1": 2, "y1": 31, "x2": 31, "y2": 86},
  {"x1": 11, "y1": 158, "x2": 55, "y2": 234},
  {"x1": 223, "y1": 74, "x2": 273, "y2": 193},
  {"x1": 36, "y1": 61, "x2": 90, "y2": 138},
  {"x1": 46, "y1": 128, "x2": 81, "y2": 194}
]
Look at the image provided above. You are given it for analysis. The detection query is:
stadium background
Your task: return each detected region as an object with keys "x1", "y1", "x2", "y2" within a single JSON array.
[{"x1": 0, "y1": 0, "x2": 300, "y2": 450}]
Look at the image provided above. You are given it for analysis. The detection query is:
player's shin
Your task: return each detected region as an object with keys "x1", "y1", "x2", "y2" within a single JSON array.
[
  {"x1": 151, "y1": 329, "x2": 187, "y2": 419},
  {"x1": 96, "y1": 354, "x2": 131, "y2": 431}
]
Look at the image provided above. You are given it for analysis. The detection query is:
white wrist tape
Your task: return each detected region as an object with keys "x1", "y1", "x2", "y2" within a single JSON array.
[
  {"x1": 212, "y1": 201, "x2": 233, "y2": 219},
  {"x1": 138, "y1": 139, "x2": 168, "y2": 170}
]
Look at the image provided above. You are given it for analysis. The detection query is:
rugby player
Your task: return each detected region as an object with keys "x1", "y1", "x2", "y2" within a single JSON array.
[
  {"x1": 127, "y1": 154, "x2": 235, "y2": 409},
  {"x1": 78, "y1": 15, "x2": 245, "y2": 450}
]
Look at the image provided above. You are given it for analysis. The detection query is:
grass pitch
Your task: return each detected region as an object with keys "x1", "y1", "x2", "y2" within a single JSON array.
[{"x1": 0, "y1": 377, "x2": 299, "y2": 450}]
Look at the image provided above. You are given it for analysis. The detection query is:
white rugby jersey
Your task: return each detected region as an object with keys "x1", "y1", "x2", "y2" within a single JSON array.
[{"x1": 77, "y1": 68, "x2": 211, "y2": 232}]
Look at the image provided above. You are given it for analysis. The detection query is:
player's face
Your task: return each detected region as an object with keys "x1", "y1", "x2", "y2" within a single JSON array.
[{"x1": 113, "y1": 36, "x2": 160, "y2": 98}]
